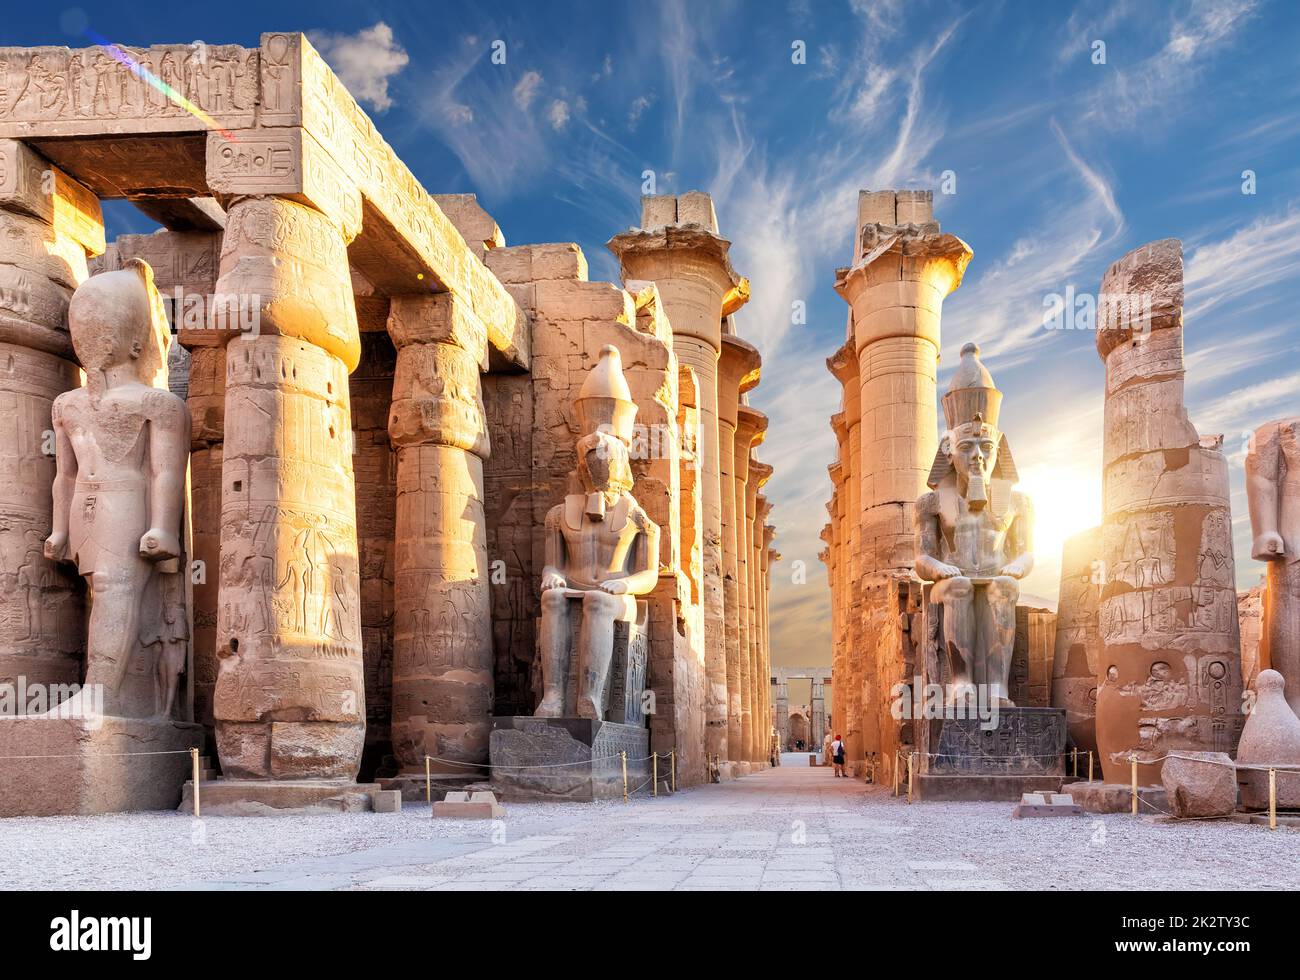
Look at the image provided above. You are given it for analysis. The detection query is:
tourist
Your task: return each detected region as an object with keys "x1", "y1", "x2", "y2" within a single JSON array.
[{"x1": 831, "y1": 733, "x2": 845, "y2": 777}]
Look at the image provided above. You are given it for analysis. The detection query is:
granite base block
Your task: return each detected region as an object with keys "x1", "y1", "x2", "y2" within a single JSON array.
[{"x1": 489, "y1": 716, "x2": 650, "y2": 802}]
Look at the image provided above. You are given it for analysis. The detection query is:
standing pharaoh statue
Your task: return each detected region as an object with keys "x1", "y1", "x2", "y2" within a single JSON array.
[
  {"x1": 1246, "y1": 417, "x2": 1300, "y2": 718},
  {"x1": 44, "y1": 259, "x2": 191, "y2": 719},
  {"x1": 914, "y1": 343, "x2": 1034, "y2": 708},
  {"x1": 536, "y1": 345, "x2": 660, "y2": 721}
]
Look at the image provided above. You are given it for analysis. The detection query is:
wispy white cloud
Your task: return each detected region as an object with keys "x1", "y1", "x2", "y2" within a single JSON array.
[
  {"x1": 513, "y1": 69, "x2": 543, "y2": 110},
  {"x1": 310, "y1": 21, "x2": 409, "y2": 112},
  {"x1": 547, "y1": 98, "x2": 570, "y2": 130}
]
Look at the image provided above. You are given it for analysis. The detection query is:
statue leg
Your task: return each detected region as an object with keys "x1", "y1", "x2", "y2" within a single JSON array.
[
  {"x1": 985, "y1": 576, "x2": 1020, "y2": 706},
  {"x1": 536, "y1": 588, "x2": 570, "y2": 716},
  {"x1": 933, "y1": 576, "x2": 976, "y2": 706},
  {"x1": 577, "y1": 590, "x2": 636, "y2": 721},
  {"x1": 81, "y1": 559, "x2": 153, "y2": 714}
]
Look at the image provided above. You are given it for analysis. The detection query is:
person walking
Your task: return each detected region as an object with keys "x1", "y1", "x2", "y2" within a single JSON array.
[{"x1": 831, "y1": 733, "x2": 846, "y2": 777}]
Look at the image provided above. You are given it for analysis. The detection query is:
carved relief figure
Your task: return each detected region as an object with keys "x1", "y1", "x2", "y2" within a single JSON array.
[
  {"x1": 914, "y1": 343, "x2": 1034, "y2": 707},
  {"x1": 44, "y1": 259, "x2": 190, "y2": 719},
  {"x1": 536, "y1": 346, "x2": 660, "y2": 721}
]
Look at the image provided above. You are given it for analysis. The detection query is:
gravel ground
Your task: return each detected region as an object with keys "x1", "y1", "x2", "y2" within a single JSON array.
[{"x1": 1, "y1": 762, "x2": 1295, "y2": 890}]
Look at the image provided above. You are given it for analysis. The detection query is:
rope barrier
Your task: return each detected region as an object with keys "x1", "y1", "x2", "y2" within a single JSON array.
[{"x1": 0, "y1": 748, "x2": 195, "y2": 760}]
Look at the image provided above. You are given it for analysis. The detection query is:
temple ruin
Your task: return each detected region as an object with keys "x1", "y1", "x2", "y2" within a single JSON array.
[{"x1": 0, "y1": 33, "x2": 777, "y2": 814}]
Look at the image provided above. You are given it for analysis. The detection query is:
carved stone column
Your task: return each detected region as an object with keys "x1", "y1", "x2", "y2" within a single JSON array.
[
  {"x1": 1094, "y1": 239, "x2": 1242, "y2": 785},
  {"x1": 608, "y1": 195, "x2": 748, "y2": 761},
  {"x1": 718, "y1": 336, "x2": 761, "y2": 761},
  {"x1": 834, "y1": 191, "x2": 969, "y2": 775},
  {"x1": 734, "y1": 405, "x2": 766, "y2": 760},
  {"x1": 387, "y1": 294, "x2": 492, "y2": 775},
  {"x1": 0, "y1": 140, "x2": 101, "y2": 694},
  {"x1": 212, "y1": 196, "x2": 367, "y2": 781}
]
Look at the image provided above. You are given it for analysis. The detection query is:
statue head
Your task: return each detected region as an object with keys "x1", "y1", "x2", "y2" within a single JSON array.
[
  {"x1": 576, "y1": 430, "x2": 633, "y2": 503},
  {"x1": 929, "y1": 343, "x2": 1017, "y2": 506},
  {"x1": 68, "y1": 258, "x2": 170, "y2": 404}
]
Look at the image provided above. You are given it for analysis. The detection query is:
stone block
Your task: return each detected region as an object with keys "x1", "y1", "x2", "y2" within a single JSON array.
[
  {"x1": 1012, "y1": 790, "x2": 1084, "y2": 818},
  {"x1": 676, "y1": 191, "x2": 718, "y2": 232},
  {"x1": 640, "y1": 194, "x2": 678, "y2": 230},
  {"x1": 371, "y1": 789, "x2": 402, "y2": 813},
  {"x1": 489, "y1": 716, "x2": 650, "y2": 802},
  {"x1": 1160, "y1": 751, "x2": 1237, "y2": 817},
  {"x1": 0, "y1": 715, "x2": 202, "y2": 816},
  {"x1": 433, "y1": 790, "x2": 505, "y2": 819},
  {"x1": 0, "y1": 139, "x2": 104, "y2": 254}
]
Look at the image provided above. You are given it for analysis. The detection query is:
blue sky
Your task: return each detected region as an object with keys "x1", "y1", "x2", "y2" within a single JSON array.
[{"x1": 6, "y1": 0, "x2": 1299, "y2": 669}]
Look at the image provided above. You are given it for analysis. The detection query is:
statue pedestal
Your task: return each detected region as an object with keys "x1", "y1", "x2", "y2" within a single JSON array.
[
  {"x1": 914, "y1": 707, "x2": 1067, "y2": 802},
  {"x1": 0, "y1": 715, "x2": 202, "y2": 816},
  {"x1": 489, "y1": 717, "x2": 650, "y2": 802}
]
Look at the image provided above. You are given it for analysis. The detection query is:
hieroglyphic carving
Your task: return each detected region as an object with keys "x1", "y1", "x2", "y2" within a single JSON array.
[{"x1": 0, "y1": 45, "x2": 257, "y2": 137}]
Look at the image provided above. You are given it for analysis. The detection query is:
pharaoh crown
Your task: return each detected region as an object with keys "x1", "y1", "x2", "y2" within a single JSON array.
[
  {"x1": 575, "y1": 345, "x2": 638, "y2": 443},
  {"x1": 941, "y1": 342, "x2": 1002, "y2": 430}
]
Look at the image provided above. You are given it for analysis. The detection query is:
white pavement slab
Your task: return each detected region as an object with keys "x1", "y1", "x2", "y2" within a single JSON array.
[{"x1": 0, "y1": 764, "x2": 1295, "y2": 890}]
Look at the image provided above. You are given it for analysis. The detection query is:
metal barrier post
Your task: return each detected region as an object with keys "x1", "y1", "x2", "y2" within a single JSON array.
[{"x1": 622, "y1": 751, "x2": 629, "y2": 803}]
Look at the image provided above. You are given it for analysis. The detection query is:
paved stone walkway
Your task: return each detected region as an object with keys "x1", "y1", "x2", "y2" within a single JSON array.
[
  {"x1": 5, "y1": 762, "x2": 1294, "y2": 890},
  {"x1": 176, "y1": 763, "x2": 1296, "y2": 891}
]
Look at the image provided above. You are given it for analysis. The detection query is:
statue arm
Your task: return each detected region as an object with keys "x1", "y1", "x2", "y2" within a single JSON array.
[
  {"x1": 141, "y1": 393, "x2": 188, "y2": 561},
  {"x1": 45, "y1": 397, "x2": 77, "y2": 560},
  {"x1": 1001, "y1": 492, "x2": 1035, "y2": 578},
  {"x1": 913, "y1": 491, "x2": 957, "y2": 580},
  {"x1": 541, "y1": 505, "x2": 567, "y2": 591},
  {"x1": 614, "y1": 512, "x2": 660, "y2": 596},
  {"x1": 1246, "y1": 421, "x2": 1284, "y2": 559}
]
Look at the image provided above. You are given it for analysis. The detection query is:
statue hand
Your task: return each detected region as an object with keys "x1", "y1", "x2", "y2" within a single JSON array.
[
  {"x1": 932, "y1": 562, "x2": 963, "y2": 580},
  {"x1": 139, "y1": 528, "x2": 180, "y2": 561},
  {"x1": 999, "y1": 560, "x2": 1026, "y2": 579},
  {"x1": 1252, "y1": 532, "x2": 1285, "y2": 561},
  {"x1": 541, "y1": 572, "x2": 567, "y2": 591},
  {"x1": 44, "y1": 532, "x2": 67, "y2": 562},
  {"x1": 599, "y1": 579, "x2": 630, "y2": 595}
]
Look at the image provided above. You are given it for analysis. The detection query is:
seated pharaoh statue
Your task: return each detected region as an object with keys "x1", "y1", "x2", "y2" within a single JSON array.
[
  {"x1": 44, "y1": 258, "x2": 191, "y2": 720},
  {"x1": 536, "y1": 345, "x2": 660, "y2": 722},
  {"x1": 914, "y1": 343, "x2": 1035, "y2": 709}
]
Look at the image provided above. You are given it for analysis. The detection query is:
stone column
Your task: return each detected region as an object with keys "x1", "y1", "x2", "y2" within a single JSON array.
[
  {"x1": 718, "y1": 336, "x2": 761, "y2": 760},
  {"x1": 0, "y1": 140, "x2": 101, "y2": 694},
  {"x1": 1094, "y1": 239, "x2": 1242, "y2": 785},
  {"x1": 186, "y1": 346, "x2": 225, "y2": 730},
  {"x1": 763, "y1": 524, "x2": 778, "y2": 750},
  {"x1": 212, "y1": 196, "x2": 367, "y2": 781},
  {"x1": 833, "y1": 191, "x2": 969, "y2": 774},
  {"x1": 734, "y1": 405, "x2": 767, "y2": 760},
  {"x1": 387, "y1": 294, "x2": 492, "y2": 775},
  {"x1": 749, "y1": 464, "x2": 773, "y2": 754},
  {"x1": 608, "y1": 195, "x2": 747, "y2": 761},
  {"x1": 827, "y1": 416, "x2": 849, "y2": 747},
  {"x1": 828, "y1": 363, "x2": 863, "y2": 763}
]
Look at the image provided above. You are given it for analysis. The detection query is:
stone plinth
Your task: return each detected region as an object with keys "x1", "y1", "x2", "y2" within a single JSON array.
[
  {"x1": 1237, "y1": 766, "x2": 1300, "y2": 811},
  {"x1": 489, "y1": 716, "x2": 650, "y2": 802},
  {"x1": 930, "y1": 708, "x2": 1067, "y2": 776},
  {"x1": 0, "y1": 716, "x2": 201, "y2": 816}
]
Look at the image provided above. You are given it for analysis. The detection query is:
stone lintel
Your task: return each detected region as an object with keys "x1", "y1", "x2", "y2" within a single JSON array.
[
  {"x1": 0, "y1": 138, "x2": 104, "y2": 254},
  {"x1": 131, "y1": 196, "x2": 226, "y2": 232},
  {"x1": 432, "y1": 193, "x2": 506, "y2": 259}
]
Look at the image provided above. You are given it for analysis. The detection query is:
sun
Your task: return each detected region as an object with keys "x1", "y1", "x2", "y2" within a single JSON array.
[{"x1": 1014, "y1": 464, "x2": 1103, "y2": 594}]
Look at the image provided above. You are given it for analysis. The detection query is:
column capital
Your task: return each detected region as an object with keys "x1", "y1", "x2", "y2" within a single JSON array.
[
  {"x1": 750, "y1": 460, "x2": 774, "y2": 492},
  {"x1": 734, "y1": 405, "x2": 767, "y2": 460},
  {"x1": 718, "y1": 335, "x2": 761, "y2": 428}
]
